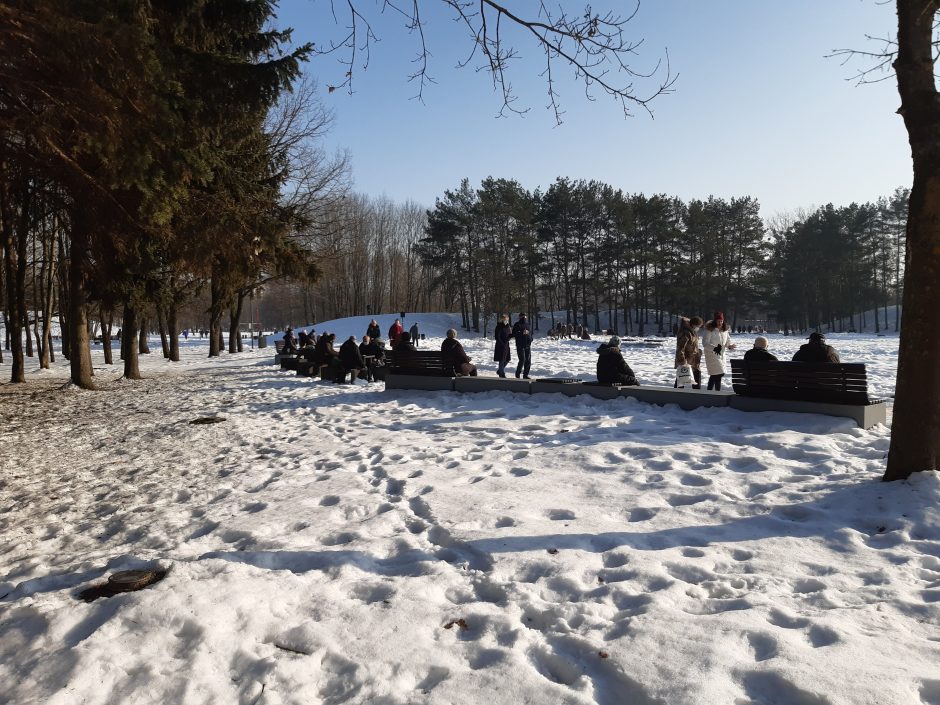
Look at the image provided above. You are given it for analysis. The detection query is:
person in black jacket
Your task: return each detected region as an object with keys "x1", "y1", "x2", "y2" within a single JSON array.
[
  {"x1": 442, "y1": 329, "x2": 477, "y2": 376},
  {"x1": 339, "y1": 335, "x2": 365, "y2": 382},
  {"x1": 743, "y1": 336, "x2": 778, "y2": 362},
  {"x1": 596, "y1": 337, "x2": 639, "y2": 385},
  {"x1": 359, "y1": 335, "x2": 385, "y2": 382},
  {"x1": 512, "y1": 313, "x2": 532, "y2": 379},
  {"x1": 792, "y1": 332, "x2": 840, "y2": 363},
  {"x1": 394, "y1": 331, "x2": 417, "y2": 353},
  {"x1": 366, "y1": 319, "x2": 381, "y2": 340},
  {"x1": 493, "y1": 314, "x2": 512, "y2": 377}
]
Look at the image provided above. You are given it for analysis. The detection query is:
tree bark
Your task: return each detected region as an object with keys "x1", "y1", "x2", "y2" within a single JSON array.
[
  {"x1": 138, "y1": 316, "x2": 150, "y2": 354},
  {"x1": 1, "y1": 181, "x2": 24, "y2": 382},
  {"x1": 885, "y1": 0, "x2": 940, "y2": 480},
  {"x1": 122, "y1": 304, "x2": 140, "y2": 380},
  {"x1": 67, "y1": 211, "x2": 94, "y2": 388},
  {"x1": 157, "y1": 306, "x2": 170, "y2": 358},
  {"x1": 101, "y1": 307, "x2": 113, "y2": 365},
  {"x1": 167, "y1": 302, "x2": 180, "y2": 362}
]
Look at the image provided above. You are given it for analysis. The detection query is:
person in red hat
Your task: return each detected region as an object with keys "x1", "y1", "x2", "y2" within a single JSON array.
[{"x1": 701, "y1": 311, "x2": 735, "y2": 390}]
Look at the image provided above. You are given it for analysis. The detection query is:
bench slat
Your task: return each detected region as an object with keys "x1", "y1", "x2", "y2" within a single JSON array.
[{"x1": 730, "y1": 359, "x2": 872, "y2": 405}]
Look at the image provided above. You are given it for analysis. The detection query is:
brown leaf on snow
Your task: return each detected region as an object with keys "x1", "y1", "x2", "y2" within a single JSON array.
[{"x1": 443, "y1": 618, "x2": 469, "y2": 631}]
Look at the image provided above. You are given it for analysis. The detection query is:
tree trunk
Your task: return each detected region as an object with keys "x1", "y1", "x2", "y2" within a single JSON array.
[
  {"x1": 1, "y1": 183, "x2": 24, "y2": 382},
  {"x1": 67, "y1": 212, "x2": 94, "y2": 388},
  {"x1": 885, "y1": 0, "x2": 940, "y2": 480},
  {"x1": 101, "y1": 308, "x2": 113, "y2": 366},
  {"x1": 168, "y1": 302, "x2": 180, "y2": 362},
  {"x1": 157, "y1": 306, "x2": 170, "y2": 358},
  {"x1": 138, "y1": 316, "x2": 150, "y2": 354},
  {"x1": 122, "y1": 304, "x2": 141, "y2": 380}
]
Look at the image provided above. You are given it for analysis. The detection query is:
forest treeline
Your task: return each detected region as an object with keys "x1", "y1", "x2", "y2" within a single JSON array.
[
  {"x1": 0, "y1": 1, "x2": 348, "y2": 386},
  {"x1": 290, "y1": 178, "x2": 909, "y2": 336},
  {"x1": 0, "y1": 4, "x2": 911, "y2": 387}
]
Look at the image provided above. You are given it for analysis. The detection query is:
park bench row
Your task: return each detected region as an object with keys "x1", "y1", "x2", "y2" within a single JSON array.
[{"x1": 382, "y1": 351, "x2": 887, "y2": 429}]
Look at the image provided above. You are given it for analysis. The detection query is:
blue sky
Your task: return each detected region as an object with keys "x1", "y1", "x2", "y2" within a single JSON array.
[{"x1": 275, "y1": 1, "x2": 909, "y2": 217}]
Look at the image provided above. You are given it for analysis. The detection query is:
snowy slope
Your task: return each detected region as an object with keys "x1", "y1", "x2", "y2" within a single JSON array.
[{"x1": 0, "y1": 320, "x2": 936, "y2": 705}]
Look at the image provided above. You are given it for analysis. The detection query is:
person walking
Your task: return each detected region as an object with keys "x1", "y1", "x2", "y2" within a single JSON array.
[
  {"x1": 409, "y1": 321, "x2": 420, "y2": 348},
  {"x1": 701, "y1": 311, "x2": 735, "y2": 391},
  {"x1": 674, "y1": 316, "x2": 703, "y2": 389},
  {"x1": 512, "y1": 313, "x2": 532, "y2": 379},
  {"x1": 494, "y1": 314, "x2": 512, "y2": 377},
  {"x1": 792, "y1": 332, "x2": 841, "y2": 363},
  {"x1": 743, "y1": 336, "x2": 778, "y2": 362}
]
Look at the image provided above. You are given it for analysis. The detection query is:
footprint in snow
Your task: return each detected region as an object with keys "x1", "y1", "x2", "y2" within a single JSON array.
[
  {"x1": 319, "y1": 495, "x2": 341, "y2": 506},
  {"x1": 495, "y1": 516, "x2": 517, "y2": 528},
  {"x1": 510, "y1": 468, "x2": 532, "y2": 477}
]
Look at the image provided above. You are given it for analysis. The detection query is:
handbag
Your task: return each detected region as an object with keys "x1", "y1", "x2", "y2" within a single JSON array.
[{"x1": 676, "y1": 364, "x2": 694, "y2": 386}]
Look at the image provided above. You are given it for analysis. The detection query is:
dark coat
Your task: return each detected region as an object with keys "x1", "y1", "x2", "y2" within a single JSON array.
[
  {"x1": 493, "y1": 321, "x2": 512, "y2": 362},
  {"x1": 743, "y1": 347, "x2": 778, "y2": 362},
  {"x1": 394, "y1": 339, "x2": 416, "y2": 353},
  {"x1": 367, "y1": 323, "x2": 381, "y2": 340},
  {"x1": 596, "y1": 344, "x2": 639, "y2": 385},
  {"x1": 792, "y1": 341, "x2": 840, "y2": 363},
  {"x1": 360, "y1": 341, "x2": 385, "y2": 362},
  {"x1": 441, "y1": 337, "x2": 471, "y2": 368},
  {"x1": 339, "y1": 339, "x2": 364, "y2": 369},
  {"x1": 512, "y1": 318, "x2": 532, "y2": 349}
]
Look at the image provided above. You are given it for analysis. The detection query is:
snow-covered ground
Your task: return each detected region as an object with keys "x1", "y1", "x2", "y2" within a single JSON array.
[{"x1": 1, "y1": 317, "x2": 937, "y2": 705}]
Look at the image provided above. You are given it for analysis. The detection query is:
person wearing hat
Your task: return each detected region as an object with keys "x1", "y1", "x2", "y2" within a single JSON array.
[
  {"x1": 701, "y1": 311, "x2": 735, "y2": 390},
  {"x1": 511, "y1": 312, "x2": 532, "y2": 379},
  {"x1": 743, "y1": 336, "x2": 778, "y2": 362},
  {"x1": 793, "y1": 331, "x2": 840, "y2": 363},
  {"x1": 596, "y1": 336, "x2": 639, "y2": 385}
]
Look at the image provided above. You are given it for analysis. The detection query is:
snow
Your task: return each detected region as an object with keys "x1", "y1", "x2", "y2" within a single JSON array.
[{"x1": 1, "y1": 318, "x2": 937, "y2": 705}]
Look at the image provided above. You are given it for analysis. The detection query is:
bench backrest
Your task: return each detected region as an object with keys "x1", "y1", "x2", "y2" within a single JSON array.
[
  {"x1": 731, "y1": 359, "x2": 872, "y2": 405},
  {"x1": 388, "y1": 350, "x2": 455, "y2": 377},
  {"x1": 275, "y1": 340, "x2": 286, "y2": 353}
]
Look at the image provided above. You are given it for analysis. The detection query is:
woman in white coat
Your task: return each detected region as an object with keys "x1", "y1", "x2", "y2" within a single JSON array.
[{"x1": 701, "y1": 311, "x2": 735, "y2": 391}]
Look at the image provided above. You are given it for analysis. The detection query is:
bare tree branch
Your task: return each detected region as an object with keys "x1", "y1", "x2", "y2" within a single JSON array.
[{"x1": 315, "y1": 1, "x2": 676, "y2": 123}]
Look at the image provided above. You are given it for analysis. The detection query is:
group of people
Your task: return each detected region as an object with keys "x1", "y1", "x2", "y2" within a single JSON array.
[
  {"x1": 674, "y1": 312, "x2": 842, "y2": 390},
  {"x1": 547, "y1": 323, "x2": 593, "y2": 340},
  {"x1": 494, "y1": 313, "x2": 533, "y2": 379}
]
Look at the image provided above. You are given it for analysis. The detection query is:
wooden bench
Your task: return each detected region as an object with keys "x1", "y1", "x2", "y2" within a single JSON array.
[
  {"x1": 385, "y1": 350, "x2": 456, "y2": 391},
  {"x1": 387, "y1": 350, "x2": 455, "y2": 377},
  {"x1": 730, "y1": 360, "x2": 886, "y2": 428}
]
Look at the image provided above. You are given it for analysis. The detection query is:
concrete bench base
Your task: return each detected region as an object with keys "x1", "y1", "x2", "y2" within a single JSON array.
[
  {"x1": 454, "y1": 377, "x2": 532, "y2": 394},
  {"x1": 385, "y1": 374, "x2": 455, "y2": 392},
  {"x1": 728, "y1": 396, "x2": 887, "y2": 429},
  {"x1": 622, "y1": 387, "x2": 733, "y2": 410},
  {"x1": 529, "y1": 381, "x2": 622, "y2": 400}
]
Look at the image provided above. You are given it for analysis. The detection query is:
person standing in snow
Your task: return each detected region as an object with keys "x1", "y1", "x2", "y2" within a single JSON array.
[
  {"x1": 701, "y1": 311, "x2": 735, "y2": 391},
  {"x1": 388, "y1": 318, "x2": 404, "y2": 346},
  {"x1": 674, "y1": 316, "x2": 703, "y2": 389},
  {"x1": 493, "y1": 314, "x2": 512, "y2": 378},
  {"x1": 512, "y1": 313, "x2": 532, "y2": 379},
  {"x1": 409, "y1": 321, "x2": 420, "y2": 348},
  {"x1": 792, "y1": 332, "x2": 841, "y2": 363},
  {"x1": 743, "y1": 336, "x2": 778, "y2": 362},
  {"x1": 367, "y1": 319, "x2": 381, "y2": 340},
  {"x1": 596, "y1": 336, "x2": 639, "y2": 385}
]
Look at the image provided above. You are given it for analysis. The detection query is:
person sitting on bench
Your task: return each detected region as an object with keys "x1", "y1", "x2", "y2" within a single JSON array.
[
  {"x1": 360, "y1": 335, "x2": 385, "y2": 382},
  {"x1": 743, "y1": 336, "x2": 778, "y2": 362},
  {"x1": 442, "y1": 329, "x2": 477, "y2": 376},
  {"x1": 596, "y1": 336, "x2": 639, "y2": 385},
  {"x1": 394, "y1": 331, "x2": 417, "y2": 353},
  {"x1": 283, "y1": 327, "x2": 298, "y2": 353},
  {"x1": 339, "y1": 335, "x2": 366, "y2": 382},
  {"x1": 792, "y1": 332, "x2": 840, "y2": 363}
]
